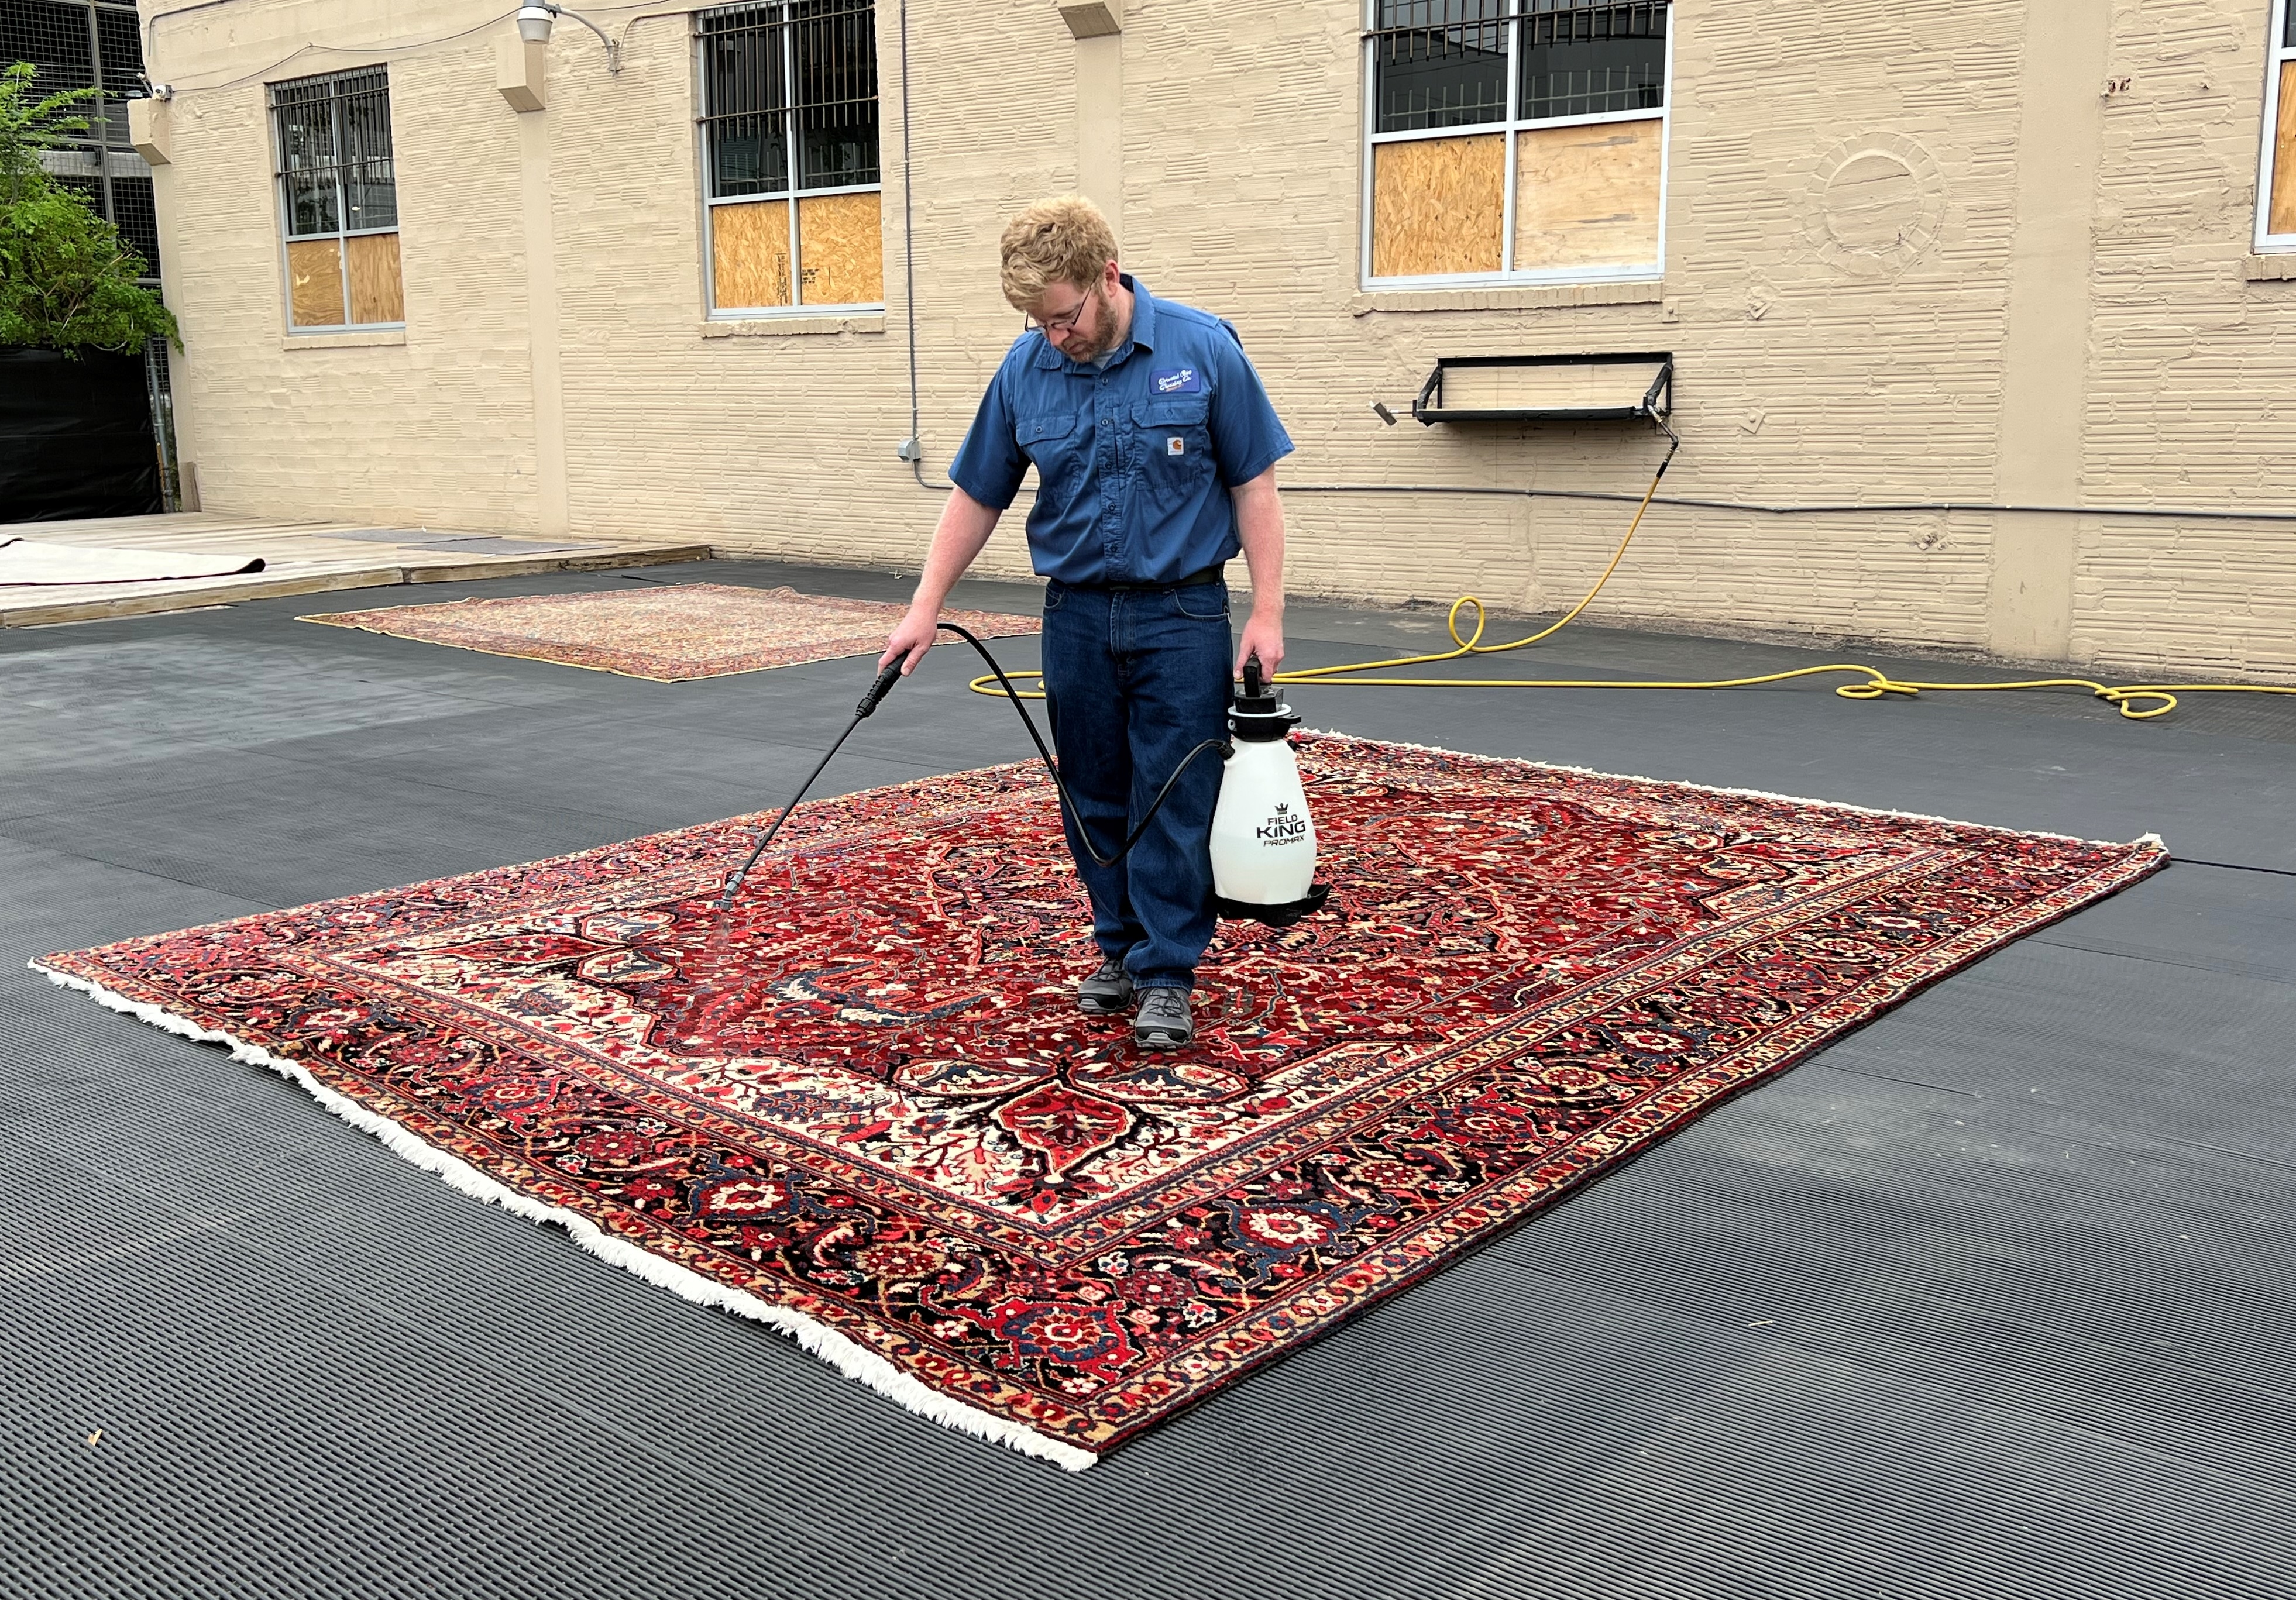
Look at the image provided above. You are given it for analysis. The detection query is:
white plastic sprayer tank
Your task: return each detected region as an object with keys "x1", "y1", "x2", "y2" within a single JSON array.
[{"x1": 1209, "y1": 659, "x2": 1319, "y2": 914}]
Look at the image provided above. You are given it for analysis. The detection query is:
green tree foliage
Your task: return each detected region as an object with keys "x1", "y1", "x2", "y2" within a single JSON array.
[{"x1": 0, "y1": 61, "x2": 179, "y2": 354}]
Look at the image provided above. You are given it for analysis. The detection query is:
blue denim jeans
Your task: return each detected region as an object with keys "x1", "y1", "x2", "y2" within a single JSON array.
[{"x1": 1039, "y1": 578, "x2": 1232, "y2": 992}]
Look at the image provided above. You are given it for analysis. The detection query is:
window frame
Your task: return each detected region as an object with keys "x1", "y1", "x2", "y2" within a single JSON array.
[
  {"x1": 695, "y1": 0, "x2": 885, "y2": 318},
  {"x1": 2256, "y1": 0, "x2": 2296, "y2": 252},
  {"x1": 267, "y1": 64, "x2": 404, "y2": 333},
  {"x1": 1358, "y1": 0, "x2": 1673, "y2": 291}
]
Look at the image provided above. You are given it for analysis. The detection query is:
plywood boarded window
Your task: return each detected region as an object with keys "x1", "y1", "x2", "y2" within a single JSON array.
[
  {"x1": 1372, "y1": 134, "x2": 1505, "y2": 277},
  {"x1": 270, "y1": 67, "x2": 403, "y2": 329},
  {"x1": 699, "y1": 1, "x2": 885, "y2": 313},
  {"x1": 2258, "y1": 0, "x2": 2296, "y2": 247},
  {"x1": 1364, "y1": 0, "x2": 1668, "y2": 286}
]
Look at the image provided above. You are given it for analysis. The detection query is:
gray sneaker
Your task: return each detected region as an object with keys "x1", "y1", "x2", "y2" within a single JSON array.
[
  {"x1": 1133, "y1": 986, "x2": 1194, "y2": 1050},
  {"x1": 1078, "y1": 957, "x2": 1134, "y2": 1016}
]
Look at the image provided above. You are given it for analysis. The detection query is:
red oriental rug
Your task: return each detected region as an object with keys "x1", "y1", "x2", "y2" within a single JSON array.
[
  {"x1": 34, "y1": 738, "x2": 2163, "y2": 1467},
  {"x1": 300, "y1": 583, "x2": 1039, "y2": 680}
]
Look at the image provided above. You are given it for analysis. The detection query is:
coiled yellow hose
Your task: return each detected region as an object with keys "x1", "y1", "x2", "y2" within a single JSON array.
[{"x1": 970, "y1": 462, "x2": 2296, "y2": 721}]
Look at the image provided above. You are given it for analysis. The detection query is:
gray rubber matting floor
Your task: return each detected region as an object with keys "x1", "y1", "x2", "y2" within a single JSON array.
[{"x1": 4, "y1": 559, "x2": 2292, "y2": 1599}]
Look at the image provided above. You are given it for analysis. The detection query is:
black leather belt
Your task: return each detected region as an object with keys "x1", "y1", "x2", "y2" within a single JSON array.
[{"x1": 1068, "y1": 563, "x2": 1226, "y2": 593}]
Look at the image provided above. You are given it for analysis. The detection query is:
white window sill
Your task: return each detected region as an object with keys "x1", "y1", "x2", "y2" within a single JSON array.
[
  {"x1": 2243, "y1": 252, "x2": 2296, "y2": 281},
  {"x1": 702, "y1": 314, "x2": 886, "y2": 338},
  {"x1": 1350, "y1": 281, "x2": 1664, "y2": 315},
  {"x1": 281, "y1": 328, "x2": 407, "y2": 349}
]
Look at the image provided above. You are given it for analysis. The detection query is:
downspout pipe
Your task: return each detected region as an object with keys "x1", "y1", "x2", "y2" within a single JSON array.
[{"x1": 900, "y1": 0, "x2": 953, "y2": 494}]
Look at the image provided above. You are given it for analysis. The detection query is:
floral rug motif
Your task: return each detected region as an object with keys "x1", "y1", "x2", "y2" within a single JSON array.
[
  {"x1": 35, "y1": 738, "x2": 2163, "y2": 1467},
  {"x1": 301, "y1": 583, "x2": 1039, "y2": 680}
]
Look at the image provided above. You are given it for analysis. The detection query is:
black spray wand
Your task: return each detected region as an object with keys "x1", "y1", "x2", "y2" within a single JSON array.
[{"x1": 714, "y1": 622, "x2": 1228, "y2": 911}]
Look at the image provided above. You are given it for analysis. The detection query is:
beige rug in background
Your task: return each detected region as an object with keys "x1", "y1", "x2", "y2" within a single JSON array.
[
  {"x1": 0, "y1": 536, "x2": 266, "y2": 586},
  {"x1": 300, "y1": 582, "x2": 1040, "y2": 681}
]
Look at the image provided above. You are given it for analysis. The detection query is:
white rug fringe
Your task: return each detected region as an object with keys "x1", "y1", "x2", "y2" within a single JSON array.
[
  {"x1": 30, "y1": 961, "x2": 1099, "y2": 1472},
  {"x1": 1298, "y1": 730, "x2": 2167, "y2": 851}
]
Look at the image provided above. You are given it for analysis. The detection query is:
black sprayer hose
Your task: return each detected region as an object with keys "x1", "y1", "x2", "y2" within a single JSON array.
[
  {"x1": 714, "y1": 622, "x2": 1228, "y2": 910},
  {"x1": 931, "y1": 621, "x2": 1230, "y2": 869}
]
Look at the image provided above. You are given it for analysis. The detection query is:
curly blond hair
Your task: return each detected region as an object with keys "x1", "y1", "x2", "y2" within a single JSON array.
[{"x1": 998, "y1": 195, "x2": 1118, "y2": 311}]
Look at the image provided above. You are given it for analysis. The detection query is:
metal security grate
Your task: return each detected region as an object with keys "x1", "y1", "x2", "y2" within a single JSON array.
[
  {"x1": 700, "y1": 0, "x2": 878, "y2": 198},
  {"x1": 700, "y1": 7, "x2": 790, "y2": 196},
  {"x1": 109, "y1": 166, "x2": 156, "y2": 266},
  {"x1": 792, "y1": 0, "x2": 877, "y2": 188},
  {"x1": 1370, "y1": 0, "x2": 1667, "y2": 134},
  {"x1": 1, "y1": 0, "x2": 175, "y2": 508},
  {"x1": 0, "y1": 0, "x2": 157, "y2": 280},
  {"x1": 269, "y1": 67, "x2": 397, "y2": 239},
  {"x1": 1, "y1": 0, "x2": 95, "y2": 100},
  {"x1": 1519, "y1": 0, "x2": 1666, "y2": 121},
  {"x1": 1371, "y1": 1, "x2": 1510, "y2": 133}
]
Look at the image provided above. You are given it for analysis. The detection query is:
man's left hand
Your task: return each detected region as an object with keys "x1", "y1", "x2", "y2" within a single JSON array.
[{"x1": 1235, "y1": 609, "x2": 1284, "y2": 682}]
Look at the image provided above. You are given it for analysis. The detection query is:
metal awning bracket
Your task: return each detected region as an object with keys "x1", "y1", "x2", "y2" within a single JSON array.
[{"x1": 1411, "y1": 350, "x2": 1675, "y2": 428}]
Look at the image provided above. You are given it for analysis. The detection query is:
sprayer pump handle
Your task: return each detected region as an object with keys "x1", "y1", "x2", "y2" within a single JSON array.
[
  {"x1": 1243, "y1": 656, "x2": 1263, "y2": 699},
  {"x1": 856, "y1": 659, "x2": 905, "y2": 718}
]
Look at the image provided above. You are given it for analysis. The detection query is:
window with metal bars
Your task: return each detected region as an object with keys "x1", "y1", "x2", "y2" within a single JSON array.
[
  {"x1": 269, "y1": 67, "x2": 404, "y2": 329},
  {"x1": 1370, "y1": 0, "x2": 1665, "y2": 134},
  {"x1": 698, "y1": 0, "x2": 884, "y2": 313},
  {"x1": 273, "y1": 67, "x2": 397, "y2": 238},
  {"x1": 1363, "y1": 0, "x2": 1671, "y2": 285}
]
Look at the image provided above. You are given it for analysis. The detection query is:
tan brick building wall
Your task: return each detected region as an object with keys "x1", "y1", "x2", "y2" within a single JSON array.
[{"x1": 135, "y1": 0, "x2": 2296, "y2": 679}]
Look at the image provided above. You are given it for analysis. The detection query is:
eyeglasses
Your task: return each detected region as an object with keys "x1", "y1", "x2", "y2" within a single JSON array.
[{"x1": 1025, "y1": 294, "x2": 1091, "y2": 336}]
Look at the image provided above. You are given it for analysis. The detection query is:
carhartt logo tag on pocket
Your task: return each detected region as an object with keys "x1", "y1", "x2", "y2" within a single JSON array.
[
  {"x1": 1152, "y1": 367, "x2": 1202, "y2": 394},
  {"x1": 1166, "y1": 436, "x2": 1185, "y2": 455}
]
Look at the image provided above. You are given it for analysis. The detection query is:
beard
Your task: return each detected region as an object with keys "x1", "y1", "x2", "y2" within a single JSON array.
[{"x1": 1062, "y1": 284, "x2": 1120, "y2": 360}]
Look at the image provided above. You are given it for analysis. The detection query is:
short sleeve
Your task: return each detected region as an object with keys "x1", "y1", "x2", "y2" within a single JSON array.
[
  {"x1": 1207, "y1": 324, "x2": 1295, "y2": 489},
  {"x1": 948, "y1": 355, "x2": 1030, "y2": 511}
]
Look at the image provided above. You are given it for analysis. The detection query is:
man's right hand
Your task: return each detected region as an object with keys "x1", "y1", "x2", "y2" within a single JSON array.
[
  {"x1": 882, "y1": 487, "x2": 1002, "y2": 676},
  {"x1": 879, "y1": 604, "x2": 940, "y2": 676}
]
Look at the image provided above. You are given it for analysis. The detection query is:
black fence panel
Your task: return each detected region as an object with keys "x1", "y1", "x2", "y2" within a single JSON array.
[{"x1": 0, "y1": 347, "x2": 163, "y2": 522}]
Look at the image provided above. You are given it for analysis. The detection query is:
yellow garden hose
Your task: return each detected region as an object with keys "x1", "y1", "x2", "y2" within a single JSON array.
[{"x1": 968, "y1": 457, "x2": 2296, "y2": 721}]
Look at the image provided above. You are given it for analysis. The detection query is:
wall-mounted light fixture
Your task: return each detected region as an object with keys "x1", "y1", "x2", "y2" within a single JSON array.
[{"x1": 513, "y1": 2, "x2": 622, "y2": 73}]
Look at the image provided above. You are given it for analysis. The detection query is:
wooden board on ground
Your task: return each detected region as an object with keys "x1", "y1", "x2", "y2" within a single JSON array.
[{"x1": 0, "y1": 514, "x2": 709, "y2": 628}]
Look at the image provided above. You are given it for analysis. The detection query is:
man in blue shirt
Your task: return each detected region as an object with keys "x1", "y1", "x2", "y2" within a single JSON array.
[{"x1": 879, "y1": 195, "x2": 1295, "y2": 1050}]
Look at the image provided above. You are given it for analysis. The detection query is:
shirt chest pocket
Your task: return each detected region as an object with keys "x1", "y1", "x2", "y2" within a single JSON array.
[
  {"x1": 1132, "y1": 396, "x2": 1214, "y2": 496},
  {"x1": 1018, "y1": 412, "x2": 1086, "y2": 495}
]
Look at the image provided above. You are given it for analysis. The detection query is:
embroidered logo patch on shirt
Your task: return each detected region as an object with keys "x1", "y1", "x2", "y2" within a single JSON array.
[
  {"x1": 1167, "y1": 436, "x2": 1186, "y2": 455},
  {"x1": 1152, "y1": 367, "x2": 1202, "y2": 394}
]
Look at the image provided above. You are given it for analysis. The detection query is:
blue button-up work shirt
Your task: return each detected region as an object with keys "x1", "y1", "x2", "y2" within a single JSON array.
[{"x1": 947, "y1": 276, "x2": 1295, "y2": 586}]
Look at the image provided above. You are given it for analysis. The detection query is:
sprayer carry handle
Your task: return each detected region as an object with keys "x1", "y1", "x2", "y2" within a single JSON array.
[
  {"x1": 1242, "y1": 655, "x2": 1263, "y2": 699},
  {"x1": 855, "y1": 659, "x2": 905, "y2": 718}
]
